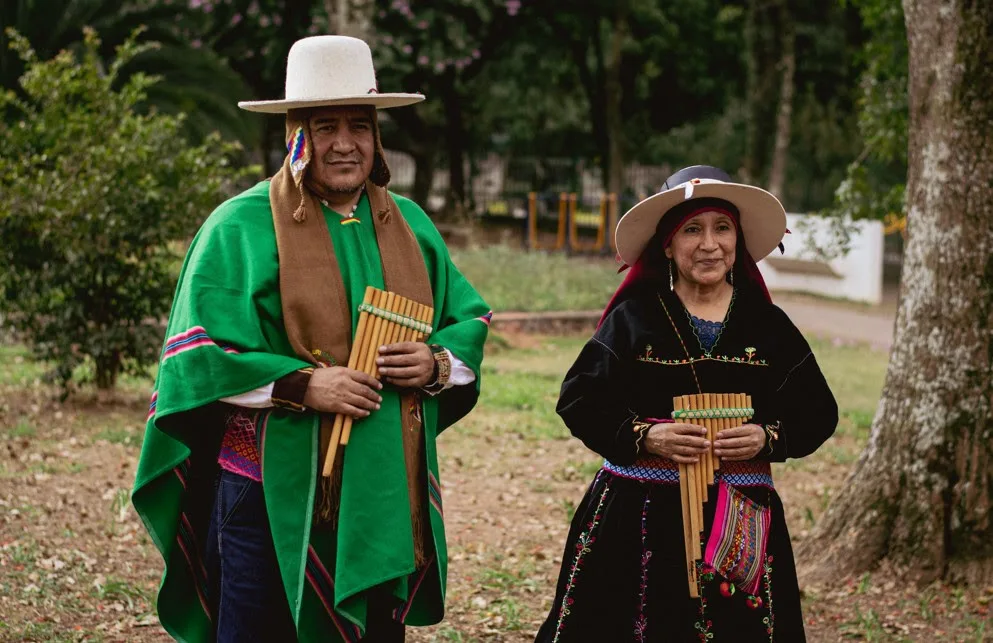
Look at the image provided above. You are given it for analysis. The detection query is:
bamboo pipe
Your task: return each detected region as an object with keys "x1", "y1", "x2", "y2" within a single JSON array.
[
  {"x1": 675, "y1": 396, "x2": 698, "y2": 598},
  {"x1": 322, "y1": 286, "x2": 376, "y2": 476}
]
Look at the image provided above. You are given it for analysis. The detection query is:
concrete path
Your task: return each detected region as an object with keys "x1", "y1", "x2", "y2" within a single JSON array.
[
  {"x1": 492, "y1": 290, "x2": 898, "y2": 351},
  {"x1": 774, "y1": 292, "x2": 896, "y2": 350}
]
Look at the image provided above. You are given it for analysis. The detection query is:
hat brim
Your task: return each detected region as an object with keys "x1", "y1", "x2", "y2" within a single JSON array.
[
  {"x1": 615, "y1": 182, "x2": 787, "y2": 265},
  {"x1": 238, "y1": 93, "x2": 425, "y2": 113}
]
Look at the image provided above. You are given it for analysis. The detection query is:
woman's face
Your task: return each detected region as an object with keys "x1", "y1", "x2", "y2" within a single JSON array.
[{"x1": 664, "y1": 210, "x2": 737, "y2": 288}]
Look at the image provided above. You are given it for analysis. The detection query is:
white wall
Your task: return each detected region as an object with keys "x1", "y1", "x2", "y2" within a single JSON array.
[{"x1": 758, "y1": 214, "x2": 884, "y2": 304}]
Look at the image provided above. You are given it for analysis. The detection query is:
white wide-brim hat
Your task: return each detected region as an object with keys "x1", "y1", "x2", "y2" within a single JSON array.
[
  {"x1": 238, "y1": 36, "x2": 425, "y2": 113},
  {"x1": 614, "y1": 165, "x2": 787, "y2": 266}
]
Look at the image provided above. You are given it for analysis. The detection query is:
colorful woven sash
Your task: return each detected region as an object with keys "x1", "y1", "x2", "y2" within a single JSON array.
[{"x1": 602, "y1": 457, "x2": 773, "y2": 488}]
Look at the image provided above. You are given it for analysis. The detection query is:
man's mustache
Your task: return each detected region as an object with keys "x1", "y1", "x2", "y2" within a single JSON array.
[{"x1": 323, "y1": 154, "x2": 363, "y2": 164}]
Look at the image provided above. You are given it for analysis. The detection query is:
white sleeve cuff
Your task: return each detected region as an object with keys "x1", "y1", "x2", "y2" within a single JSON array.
[
  {"x1": 447, "y1": 350, "x2": 475, "y2": 387},
  {"x1": 220, "y1": 382, "x2": 276, "y2": 408}
]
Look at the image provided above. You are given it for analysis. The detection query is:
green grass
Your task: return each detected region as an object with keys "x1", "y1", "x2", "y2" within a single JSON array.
[
  {"x1": 93, "y1": 577, "x2": 150, "y2": 611},
  {"x1": 11, "y1": 417, "x2": 36, "y2": 438},
  {"x1": 810, "y1": 336, "x2": 888, "y2": 430},
  {"x1": 0, "y1": 343, "x2": 155, "y2": 397},
  {"x1": 0, "y1": 344, "x2": 47, "y2": 386},
  {"x1": 469, "y1": 337, "x2": 587, "y2": 443},
  {"x1": 91, "y1": 425, "x2": 140, "y2": 446},
  {"x1": 452, "y1": 245, "x2": 621, "y2": 312}
]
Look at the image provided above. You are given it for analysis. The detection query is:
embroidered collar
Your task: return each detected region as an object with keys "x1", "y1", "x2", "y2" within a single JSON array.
[{"x1": 683, "y1": 288, "x2": 736, "y2": 358}]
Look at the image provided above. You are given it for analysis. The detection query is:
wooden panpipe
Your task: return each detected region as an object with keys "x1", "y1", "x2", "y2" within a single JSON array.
[
  {"x1": 321, "y1": 286, "x2": 434, "y2": 478},
  {"x1": 673, "y1": 393, "x2": 753, "y2": 597}
]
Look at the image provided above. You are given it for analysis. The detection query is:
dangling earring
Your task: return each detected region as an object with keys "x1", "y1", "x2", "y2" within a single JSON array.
[
  {"x1": 727, "y1": 269, "x2": 734, "y2": 286},
  {"x1": 668, "y1": 259, "x2": 675, "y2": 291}
]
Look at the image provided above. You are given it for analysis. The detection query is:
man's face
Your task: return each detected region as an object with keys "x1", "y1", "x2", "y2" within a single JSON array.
[{"x1": 307, "y1": 105, "x2": 376, "y2": 194}]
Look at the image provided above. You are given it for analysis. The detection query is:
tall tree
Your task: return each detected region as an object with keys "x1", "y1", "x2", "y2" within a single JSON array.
[
  {"x1": 821, "y1": 0, "x2": 907, "y2": 247},
  {"x1": 535, "y1": 0, "x2": 738, "y2": 192},
  {"x1": 0, "y1": 29, "x2": 252, "y2": 391},
  {"x1": 797, "y1": 0, "x2": 993, "y2": 585},
  {"x1": 741, "y1": 0, "x2": 781, "y2": 184},
  {"x1": 604, "y1": 0, "x2": 629, "y2": 218},
  {"x1": 766, "y1": 0, "x2": 796, "y2": 200},
  {"x1": 369, "y1": 0, "x2": 526, "y2": 219},
  {"x1": 0, "y1": 0, "x2": 255, "y2": 144},
  {"x1": 186, "y1": 0, "x2": 320, "y2": 174}
]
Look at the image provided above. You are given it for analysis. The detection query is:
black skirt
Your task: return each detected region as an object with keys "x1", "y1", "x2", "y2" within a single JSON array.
[{"x1": 535, "y1": 470, "x2": 805, "y2": 643}]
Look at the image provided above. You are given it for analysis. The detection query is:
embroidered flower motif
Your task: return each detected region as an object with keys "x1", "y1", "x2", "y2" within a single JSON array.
[
  {"x1": 637, "y1": 353, "x2": 768, "y2": 367},
  {"x1": 745, "y1": 347, "x2": 756, "y2": 362},
  {"x1": 634, "y1": 496, "x2": 652, "y2": 642},
  {"x1": 552, "y1": 479, "x2": 611, "y2": 643},
  {"x1": 763, "y1": 555, "x2": 775, "y2": 639},
  {"x1": 694, "y1": 566, "x2": 715, "y2": 640}
]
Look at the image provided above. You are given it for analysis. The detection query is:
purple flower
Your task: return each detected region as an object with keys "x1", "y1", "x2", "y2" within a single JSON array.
[
  {"x1": 506, "y1": 0, "x2": 521, "y2": 16},
  {"x1": 417, "y1": 20, "x2": 428, "y2": 29},
  {"x1": 230, "y1": 13, "x2": 242, "y2": 25},
  {"x1": 202, "y1": 2, "x2": 213, "y2": 12},
  {"x1": 272, "y1": 14, "x2": 282, "y2": 25},
  {"x1": 383, "y1": 35, "x2": 394, "y2": 45},
  {"x1": 259, "y1": 14, "x2": 271, "y2": 27},
  {"x1": 191, "y1": 39, "x2": 202, "y2": 48},
  {"x1": 471, "y1": 49, "x2": 481, "y2": 59},
  {"x1": 434, "y1": 61, "x2": 445, "y2": 72},
  {"x1": 189, "y1": 0, "x2": 202, "y2": 8},
  {"x1": 402, "y1": 44, "x2": 413, "y2": 54},
  {"x1": 418, "y1": 54, "x2": 430, "y2": 66}
]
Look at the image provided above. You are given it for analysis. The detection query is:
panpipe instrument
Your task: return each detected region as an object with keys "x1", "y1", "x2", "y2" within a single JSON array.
[
  {"x1": 672, "y1": 393, "x2": 753, "y2": 597},
  {"x1": 321, "y1": 286, "x2": 434, "y2": 478}
]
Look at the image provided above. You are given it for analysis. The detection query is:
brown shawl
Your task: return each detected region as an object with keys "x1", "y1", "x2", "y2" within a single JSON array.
[{"x1": 269, "y1": 108, "x2": 433, "y2": 566}]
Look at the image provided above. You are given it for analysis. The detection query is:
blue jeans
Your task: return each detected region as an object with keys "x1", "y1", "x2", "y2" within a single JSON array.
[
  {"x1": 205, "y1": 470, "x2": 405, "y2": 642},
  {"x1": 206, "y1": 470, "x2": 297, "y2": 642}
]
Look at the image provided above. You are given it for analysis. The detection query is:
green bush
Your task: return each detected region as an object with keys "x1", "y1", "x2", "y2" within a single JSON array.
[{"x1": 0, "y1": 27, "x2": 255, "y2": 391}]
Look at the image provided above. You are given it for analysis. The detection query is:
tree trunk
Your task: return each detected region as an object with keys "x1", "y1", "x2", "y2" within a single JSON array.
[
  {"x1": 326, "y1": 0, "x2": 372, "y2": 38},
  {"x1": 604, "y1": 0, "x2": 628, "y2": 248},
  {"x1": 381, "y1": 105, "x2": 440, "y2": 211},
  {"x1": 741, "y1": 0, "x2": 778, "y2": 184},
  {"x1": 742, "y1": 0, "x2": 761, "y2": 184},
  {"x1": 95, "y1": 354, "x2": 120, "y2": 391},
  {"x1": 441, "y1": 80, "x2": 467, "y2": 222},
  {"x1": 604, "y1": 1, "x2": 628, "y2": 248},
  {"x1": 411, "y1": 145, "x2": 436, "y2": 209},
  {"x1": 797, "y1": 0, "x2": 993, "y2": 587},
  {"x1": 766, "y1": 1, "x2": 795, "y2": 201},
  {"x1": 261, "y1": 117, "x2": 280, "y2": 178},
  {"x1": 561, "y1": 14, "x2": 608, "y2": 199}
]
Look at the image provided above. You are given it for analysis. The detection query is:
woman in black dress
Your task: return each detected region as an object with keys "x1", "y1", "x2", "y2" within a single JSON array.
[{"x1": 535, "y1": 166, "x2": 838, "y2": 642}]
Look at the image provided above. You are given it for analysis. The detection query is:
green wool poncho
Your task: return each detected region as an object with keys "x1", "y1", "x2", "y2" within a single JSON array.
[{"x1": 132, "y1": 181, "x2": 490, "y2": 642}]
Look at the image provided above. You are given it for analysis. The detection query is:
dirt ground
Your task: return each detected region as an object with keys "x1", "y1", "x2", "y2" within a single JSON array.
[{"x1": 1, "y1": 333, "x2": 990, "y2": 642}]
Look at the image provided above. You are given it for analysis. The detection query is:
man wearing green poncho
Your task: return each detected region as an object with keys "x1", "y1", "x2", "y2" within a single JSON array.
[{"x1": 132, "y1": 35, "x2": 490, "y2": 642}]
